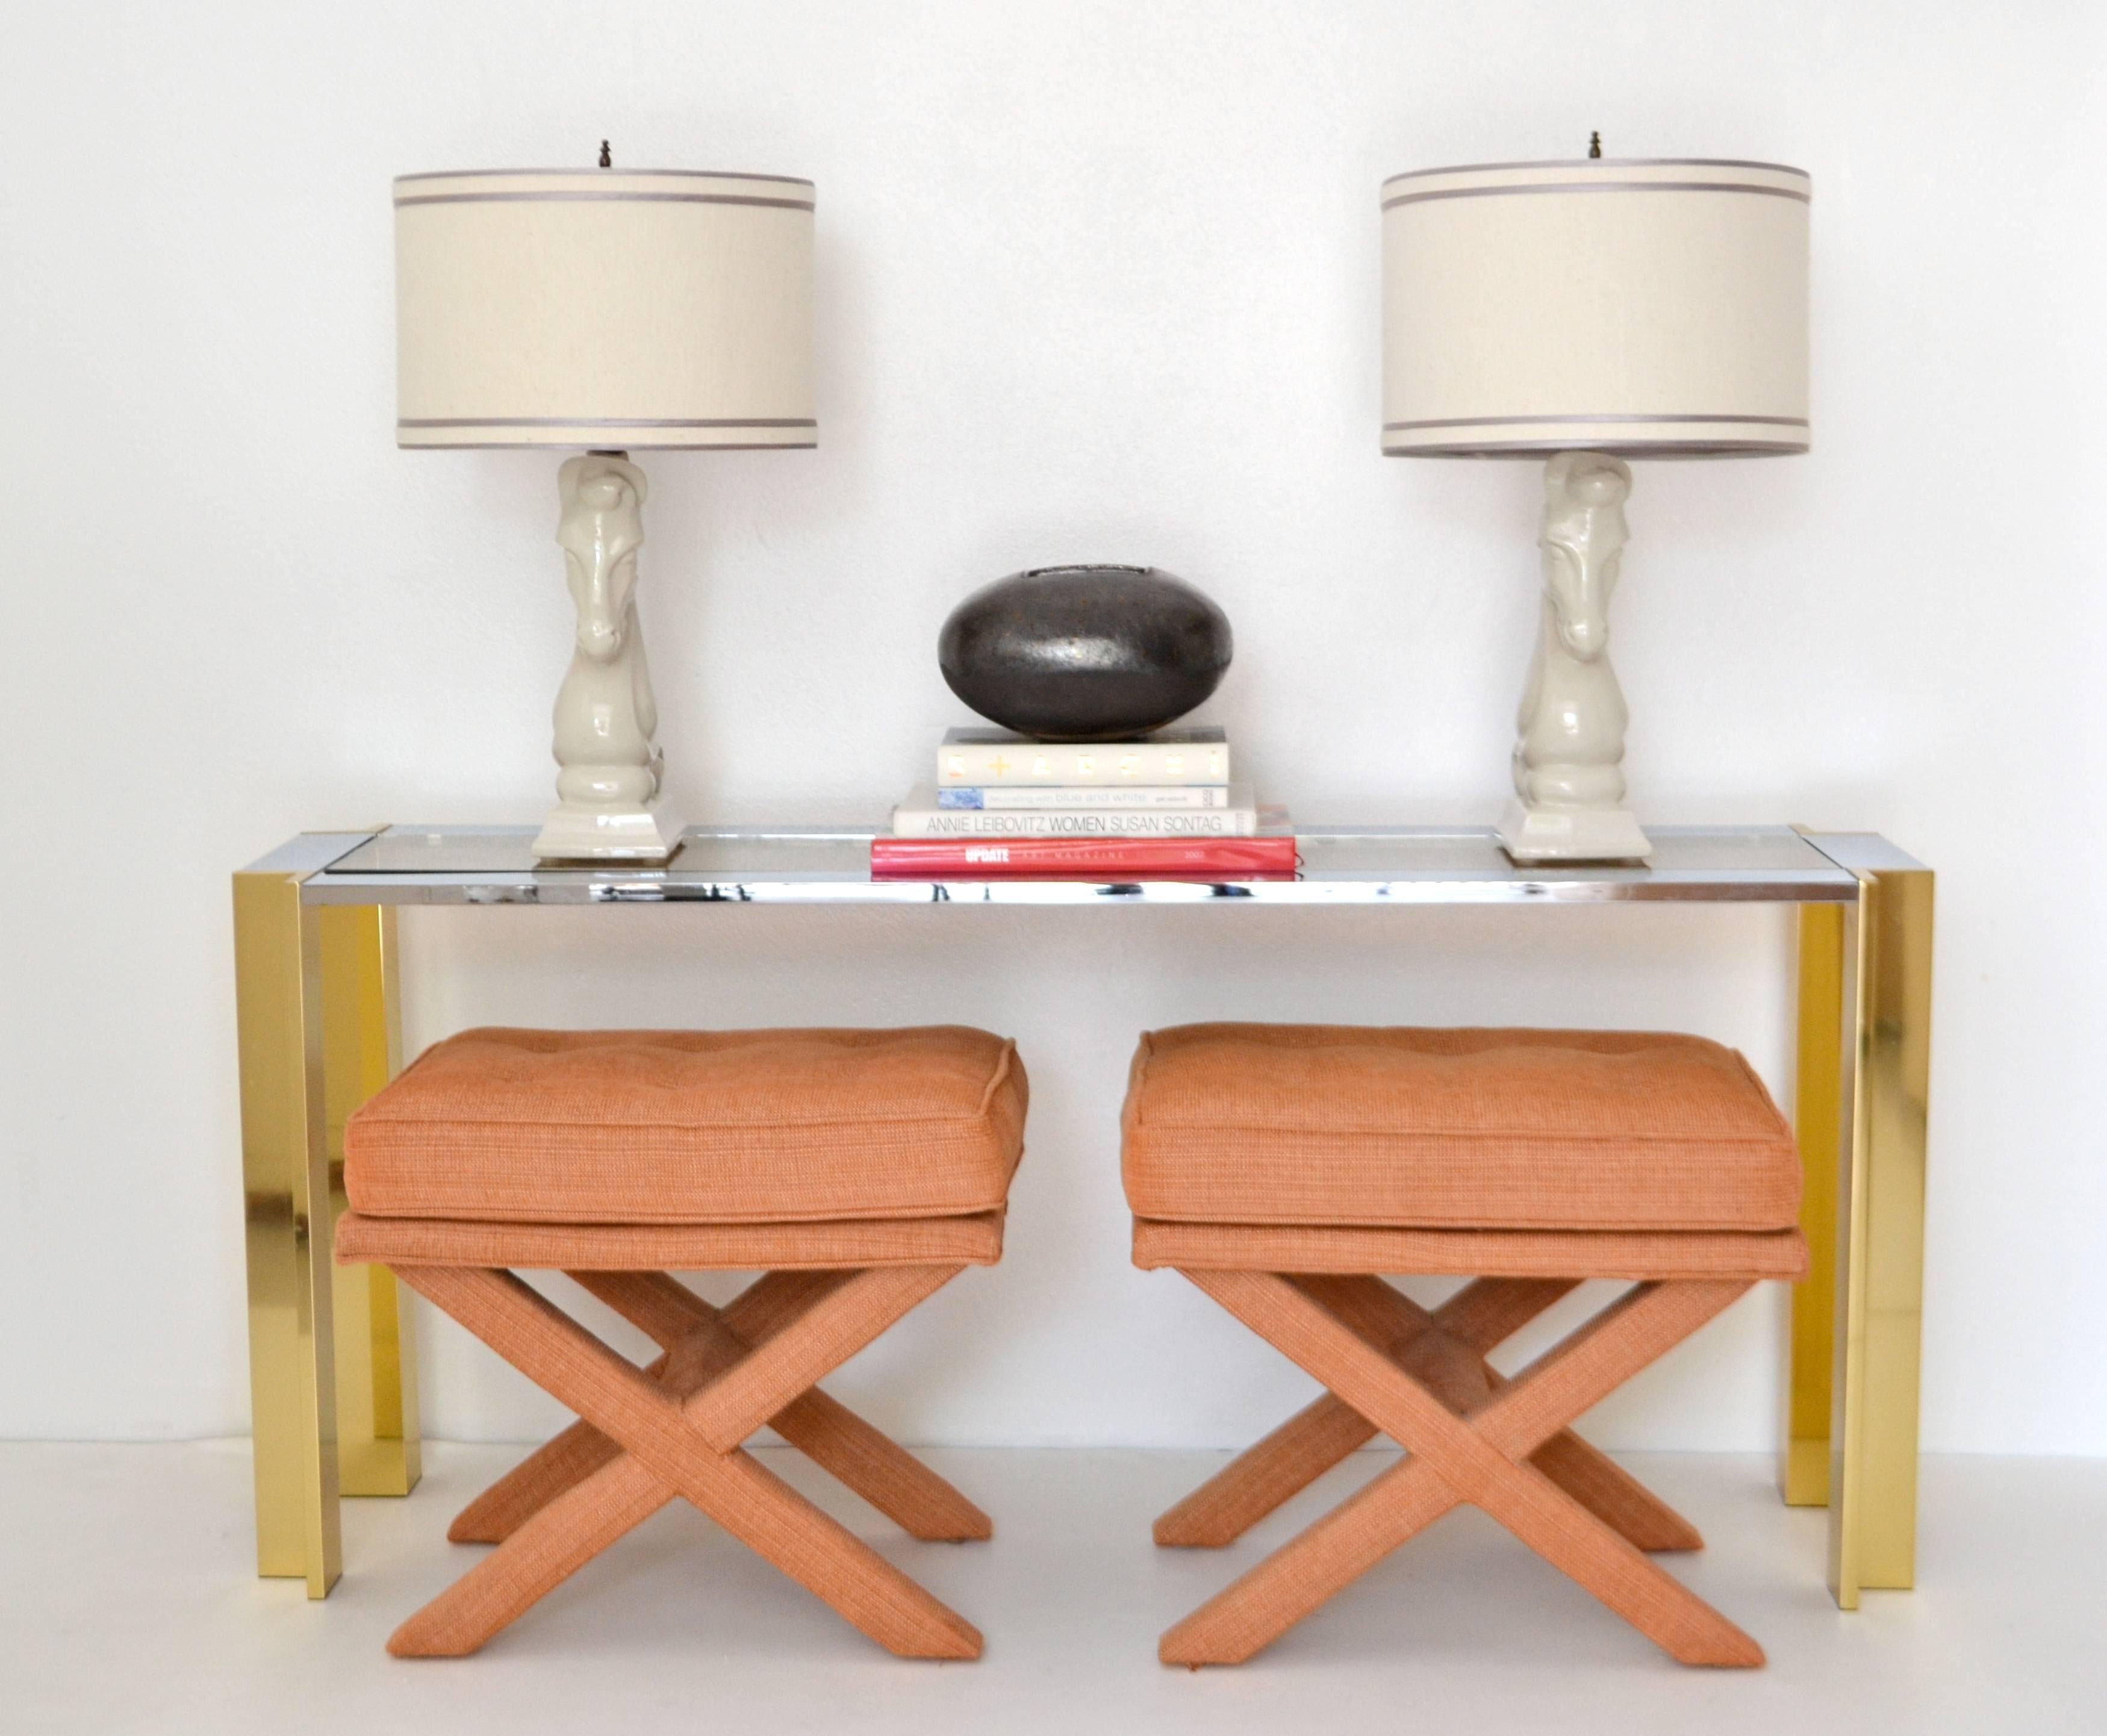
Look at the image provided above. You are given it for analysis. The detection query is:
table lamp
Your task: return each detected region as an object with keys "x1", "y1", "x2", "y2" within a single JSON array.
[
  {"x1": 394, "y1": 150, "x2": 816, "y2": 860},
  {"x1": 1381, "y1": 146, "x2": 1810, "y2": 863}
]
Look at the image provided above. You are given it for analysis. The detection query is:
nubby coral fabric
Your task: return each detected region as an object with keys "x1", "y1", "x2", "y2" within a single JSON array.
[
  {"x1": 345, "y1": 1025, "x2": 1027, "y2": 1224},
  {"x1": 333, "y1": 1024, "x2": 1024, "y2": 1660},
  {"x1": 1124, "y1": 1022, "x2": 1804, "y2": 1669},
  {"x1": 1131, "y1": 1219, "x2": 1807, "y2": 1280},
  {"x1": 1122, "y1": 1023, "x2": 1799, "y2": 1231},
  {"x1": 338, "y1": 1210, "x2": 1006, "y2": 1271}
]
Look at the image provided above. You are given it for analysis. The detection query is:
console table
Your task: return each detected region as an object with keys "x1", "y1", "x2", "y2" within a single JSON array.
[{"x1": 232, "y1": 823, "x2": 1931, "y2": 1611}]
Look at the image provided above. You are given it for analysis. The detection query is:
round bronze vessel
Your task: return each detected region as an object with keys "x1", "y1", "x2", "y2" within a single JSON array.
[{"x1": 938, "y1": 564, "x2": 1232, "y2": 741}]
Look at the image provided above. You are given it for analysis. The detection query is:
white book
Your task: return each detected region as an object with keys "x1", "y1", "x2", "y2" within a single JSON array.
[
  {"x1": 892, "y1": 783, "x2": 1257, "y2": 838},
  {"x1": 938, "y1": 783, "x2": 1230, "y2": 810},
  {"x1": 937, "y1": 726, "x2": 1228, "y2": 787}
]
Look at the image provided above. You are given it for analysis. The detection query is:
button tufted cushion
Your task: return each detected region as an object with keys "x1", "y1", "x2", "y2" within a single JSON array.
[
  {"x1": 1121, "y1": 1024, "x2": 1799, "y2": 1232},
  {"x1": 346, "y1": 1026, "x2": 1027, "y2": 1225}
]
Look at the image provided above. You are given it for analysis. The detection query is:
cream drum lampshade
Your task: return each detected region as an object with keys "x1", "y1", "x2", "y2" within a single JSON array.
[
  {"x1": 392, "y1": 162, "x2": 817, "y2": 863},
  {"x1": 394, "y1": 169, "x2": 815, "y2": 448},
  {"x1": 1382, "y1": 158, "x2": 1808, "y2": 456},
  {"x1": 1380, "y1": 154, "x2": 1811, "y2": 865}
]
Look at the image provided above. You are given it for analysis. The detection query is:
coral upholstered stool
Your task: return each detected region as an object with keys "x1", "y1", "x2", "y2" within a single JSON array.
[
  {"x1": 335, "y1": 1025, "x2": 1026, "y2": 1659},
  {"x1": 1122, "y1": 1023, "x2": 1806, "y2": 1669}
]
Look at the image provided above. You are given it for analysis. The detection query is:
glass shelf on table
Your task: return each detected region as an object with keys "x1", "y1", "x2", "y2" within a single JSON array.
[{"x1": 299, "y1": 823, "x2": 1860, "y2": 906}]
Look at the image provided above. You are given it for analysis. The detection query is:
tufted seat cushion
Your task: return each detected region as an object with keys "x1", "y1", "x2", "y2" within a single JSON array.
[
  {"x1": 345, "y1": 1025, "x2": 1027, "y2": 1225},
  {"x1": 1121, "y1": 1024, "x2": 1799, "y2": 1233}
]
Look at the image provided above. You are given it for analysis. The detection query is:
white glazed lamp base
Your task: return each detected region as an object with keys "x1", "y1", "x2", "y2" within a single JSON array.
[
  {"x1": 532, "y1": 452, "x2": 684, "y2": 863},
  {"x1": 1498, "y1": 452, "x2": 1654, "y2": 866},
  {"x1": 532, "y1": 802, "x2": 686, "y2": 862},
  {"x1": 1498, "y1": 799, "x2": 1652, "y2": 863}
]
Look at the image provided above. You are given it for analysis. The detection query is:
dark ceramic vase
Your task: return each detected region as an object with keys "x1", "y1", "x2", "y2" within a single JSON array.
[{"x1": 938, "y1": 564, "x2": 1233, "y2": 742}]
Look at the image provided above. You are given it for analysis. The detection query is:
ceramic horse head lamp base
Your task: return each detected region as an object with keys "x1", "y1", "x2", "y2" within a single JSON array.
[
  {"x1": 393, "y1": 150, "x2": 816, "y2": 862},
  {"x1": 1381, "y1": 148, "x2": 1811, "y2": 864}
]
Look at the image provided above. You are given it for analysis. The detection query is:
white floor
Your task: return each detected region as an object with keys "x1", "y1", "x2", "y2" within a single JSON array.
[{"x1": 5, "y1": 1442, "x2": 2102, "y2": 1735}]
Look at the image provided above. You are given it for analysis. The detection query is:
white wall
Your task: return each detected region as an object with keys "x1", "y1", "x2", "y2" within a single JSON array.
[{"x1": 4, "y1": 0, "x2": 2103, "y2": 1454}]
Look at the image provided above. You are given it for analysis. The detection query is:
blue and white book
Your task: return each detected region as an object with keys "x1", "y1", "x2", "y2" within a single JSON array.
[{"x1": 936, "y1": 783, "x2": 1230, "y2": 810}]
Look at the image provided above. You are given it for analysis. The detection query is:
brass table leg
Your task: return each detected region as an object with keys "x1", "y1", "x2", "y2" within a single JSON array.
[
  {"x1": 321, "y1": 905, "x2": 421, "y2": 1498},
  {"x1": 1783, "y1": 903, "x2": 1845, "y2": 1507},
  {"x1": 232, "y1": 866, "x2": 340, "y2": 1597},
  {"x1": 1788, "y1": 833, "x2": 1934, "y2": 1608}
]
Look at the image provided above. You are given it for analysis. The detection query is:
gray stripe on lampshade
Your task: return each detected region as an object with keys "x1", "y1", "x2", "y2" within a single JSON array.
[
  {"x1": 397, "y1": 417, "x2": 819, "y2": 430},
  {"x1": 1382, "y1": 180, "x2": 1810, "y2": 210},
  {"x1": 1383, "y1": 414, "x2": 1810, "y2": 431},
  {"x1": 394, "y1": 167, "x2": 813, "y2": 185},
  {"x1": 394, "y1": 191, "x2": 815, "y2": 210},
  {"x1": 1382, "y1": 157, "x2": 1808, "y2": 185}
]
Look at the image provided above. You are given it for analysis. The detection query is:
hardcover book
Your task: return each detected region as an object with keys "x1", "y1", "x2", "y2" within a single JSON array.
[
  {"x1": 936, "y1": 726, "x2": 1229, "y2": 787},
  {"x1": 871, "y1": 815, "x2": 1294, "y2": 880},
  {"x1": 894, "y1": 783, "x2": 1256, "y2": 838}
]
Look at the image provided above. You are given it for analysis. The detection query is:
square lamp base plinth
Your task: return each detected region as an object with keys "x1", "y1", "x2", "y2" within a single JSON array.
[
  {"x1": 1498, "y1": 800, "x2": 1653, "y2": 865},
  {"x1": 532, "y1": 803, "x2": 685, "y2": 863}
]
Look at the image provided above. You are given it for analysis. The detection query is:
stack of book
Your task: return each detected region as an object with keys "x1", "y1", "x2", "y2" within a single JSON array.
[{"x1": 873, "y1": 726, "x2": 1296, "y2": 879}]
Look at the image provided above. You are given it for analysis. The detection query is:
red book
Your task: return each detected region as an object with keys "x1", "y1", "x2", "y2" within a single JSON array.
[{"x1": 871, "y1": 833, "x2": 1298, "y2": 880}]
